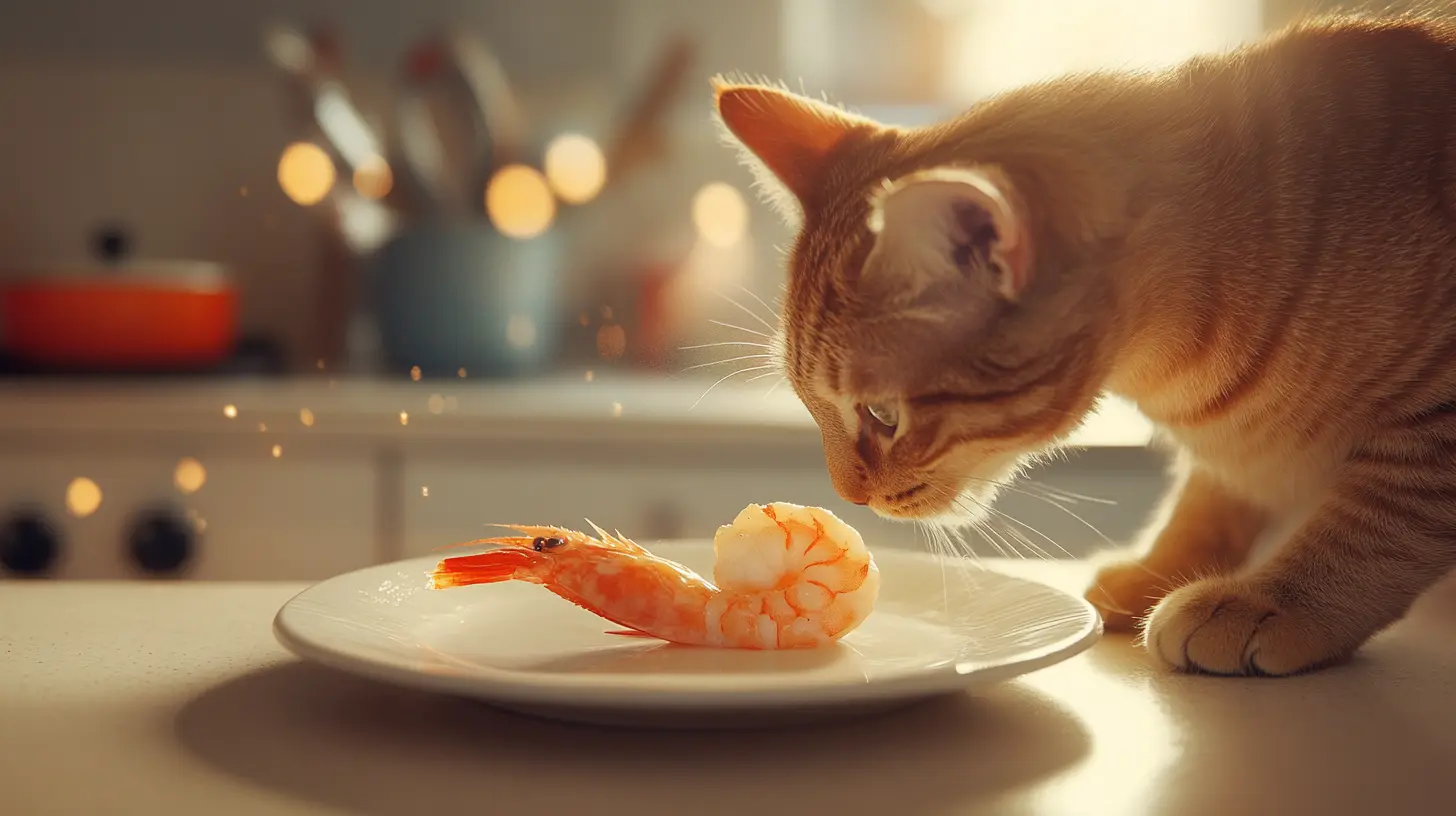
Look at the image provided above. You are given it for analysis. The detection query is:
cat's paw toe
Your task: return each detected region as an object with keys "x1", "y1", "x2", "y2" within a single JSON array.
[
  {"x1": 1144, "y1": 578, "x2": 1346, "y2": 676},
  {"x1": 1086, "y1": 560, "x2": 1170, "y2": 632}
]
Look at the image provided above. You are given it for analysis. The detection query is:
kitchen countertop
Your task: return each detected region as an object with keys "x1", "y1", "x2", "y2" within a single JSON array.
[
  {"x1": 0, "y1": 373, "x2": 1154, "y2": 447},
  {"x1": 5, "y1": 559, "x2": 1455, "y2": 816}
]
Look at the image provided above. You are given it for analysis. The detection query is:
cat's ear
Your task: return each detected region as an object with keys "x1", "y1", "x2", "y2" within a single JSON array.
[
  {"x1": 712, "y1": 79, "x2": 871, "y2": 223},
  {"x1": 861, "y1": 166, "x2": 1033, "y2": 302}
]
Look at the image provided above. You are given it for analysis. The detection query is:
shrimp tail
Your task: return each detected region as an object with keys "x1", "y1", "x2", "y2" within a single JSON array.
[{"x1": 430, "y1": 549, "x2": 539, "y2": 589}]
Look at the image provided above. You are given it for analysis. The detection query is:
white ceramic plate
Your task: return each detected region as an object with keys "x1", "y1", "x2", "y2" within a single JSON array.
[{"x1": 274, "y1": 542, "x2": 1101, "y2": 728}]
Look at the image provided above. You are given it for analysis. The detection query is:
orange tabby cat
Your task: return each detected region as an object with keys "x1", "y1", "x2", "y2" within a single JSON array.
[{"x1": 713, "y1": 12, "x2": 1456, "y2": 676}]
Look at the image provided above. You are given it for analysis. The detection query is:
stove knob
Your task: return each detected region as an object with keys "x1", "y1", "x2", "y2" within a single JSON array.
[
  {"x1": 127, "y1": 509, "x2": 195, "y2": 576},
  {"x1": 0, "y1": 510, "x2": 63, "y2": 577}
]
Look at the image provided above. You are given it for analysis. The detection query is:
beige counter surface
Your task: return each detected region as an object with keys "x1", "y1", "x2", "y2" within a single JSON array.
[{"x1": 5, "y1": 560, "x2": 1455, "y2": 816}]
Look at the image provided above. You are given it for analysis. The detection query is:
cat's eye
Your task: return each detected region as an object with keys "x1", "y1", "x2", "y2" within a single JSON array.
[{"x1": 865, "y1": 402, "x2": 900, "y2": 430}]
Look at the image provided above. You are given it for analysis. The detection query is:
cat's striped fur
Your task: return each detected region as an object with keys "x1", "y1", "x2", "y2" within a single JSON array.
[{"x1": 714, "y1": 12, "x2": 1456, "y2": 675}]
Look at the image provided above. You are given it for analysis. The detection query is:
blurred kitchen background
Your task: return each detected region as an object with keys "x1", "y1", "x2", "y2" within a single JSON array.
[{"x1": 0, "y1": 0, "x2": 1391, "y2": 581}]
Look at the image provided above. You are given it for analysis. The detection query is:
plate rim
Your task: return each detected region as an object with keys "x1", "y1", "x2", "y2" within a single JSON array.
[{"x1": 273, "y1": 547, "x2": 1103, "y2": 710}]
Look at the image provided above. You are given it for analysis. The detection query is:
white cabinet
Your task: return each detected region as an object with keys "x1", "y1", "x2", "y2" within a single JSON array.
[
  {"x1": 0, "y1": 444, "x2": 376, "y2": 580},
  {"x1": 176, "y1": 453, "x2": 378, "y2": 580}
]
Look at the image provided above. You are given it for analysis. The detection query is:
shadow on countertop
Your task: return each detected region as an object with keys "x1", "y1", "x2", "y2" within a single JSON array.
[{"x1": 173, "y1": 661, "x2": 1090, "y2": 816}]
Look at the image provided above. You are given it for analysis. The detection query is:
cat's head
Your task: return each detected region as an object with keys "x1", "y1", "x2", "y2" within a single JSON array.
[{"x1": 714, "y1": 80, "x2": 1118, "y2": 523}]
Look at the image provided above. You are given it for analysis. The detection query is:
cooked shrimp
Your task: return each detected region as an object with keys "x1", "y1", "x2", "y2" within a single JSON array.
[{"x1": 430, "y1": 503, "x2": 881, "y2": 649}]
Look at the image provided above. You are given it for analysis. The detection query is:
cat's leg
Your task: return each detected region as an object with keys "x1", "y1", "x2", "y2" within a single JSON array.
[
  {"x1": 1144, "y1": 437, "x2": 1456, "y2": 676},
  {"x1": 1086, "y1": 453, "x2": 1269, "y2": 631}
]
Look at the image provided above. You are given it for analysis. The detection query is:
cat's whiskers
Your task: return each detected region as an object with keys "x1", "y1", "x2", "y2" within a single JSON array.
[
  {"x1": 955, "y1": 494, "x2": 1076, "y2": 560},
  {"x1": 952, "y1": 473, "x2": 1075, "y2": 506},
  {"x1": 688, "y1": 364, "x2": 778, "y2": 411},
  {"x1": 914, "y1": 485, "x2": 1003, "y2": 560},
  {"x1": 915, "y1": 524, "x2": 952, "y2": 615},
  {"x1": 678, "y1": 341, "x2": 772, "y2": 351},
  {"x1": 680, "y1": 353, "x2": 774, "y2": 373},
  {"x1": 974, "y1": 512, "x2": 1049, "y2": 560},
  {"x1": 959, "y1": 475, "x2": 1117, "y2": 549},
  {"x1": 1020, "y1": 478, "x2": 1117, "y2": 506},
  {"x1": 909, "y1": 482, "x2": 1071, "y2": 563},
  {"x1": 708, "y1": 319, "x2": 774, "y2": 340},
  {"x1": 713, "y1": 290, "x2": 778, "y2": 333},
  {"x1": 973, "y1": 517, "x2": 1025, "y2": 560},
  {"x1": 1001, "y1": 520, "x2": 1060, "y2": 561},
  {"x1": 733, "y1": 282, "x2": 782, "y2": 328},
  {"x1": 948, "y1": 499, "x2": 1033, "y2": 560}
]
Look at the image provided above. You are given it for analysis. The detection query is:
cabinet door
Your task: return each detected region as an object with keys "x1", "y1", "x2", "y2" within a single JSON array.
[{"x1": 0, "y1": 447, "x2": 376, "y2": 580}]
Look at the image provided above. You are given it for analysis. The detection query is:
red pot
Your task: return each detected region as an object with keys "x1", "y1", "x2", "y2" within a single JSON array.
[{"x1": 0, "y1": 261, "x2": 238, "y2": 371}]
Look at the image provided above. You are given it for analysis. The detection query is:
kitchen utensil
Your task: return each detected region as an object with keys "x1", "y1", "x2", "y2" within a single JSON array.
[
  {"x1": 368, "y1": 219, "x2": 563, "y2": 379},
  {"x1": 600, "y1": 34, "x2": 696, "y2": 196},
  {"x1": 0, "y1": 259, "x2": 238, "y2": 372},
  {"x1": 440, "y1": 29, "x2": 529, "y2": 170},
  {"x1": 264, "y1": 23, "x2": 404, "y2": 372},
  {"x1": 273, "y1": 542, "x2": 1101, "y2": 729},
  {"x1": 398, "y1": 30, "x2": 528, "y2": 216},
  {"x1": 263, "y1": 23, "x2": 417, "y2": 219},
  {"x1": 263, "y1": 23, "x2": 385, "y2": 180}
]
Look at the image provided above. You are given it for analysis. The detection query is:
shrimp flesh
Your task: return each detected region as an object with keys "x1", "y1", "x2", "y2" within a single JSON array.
[{"x1": 429, "y1": 502, "x2": 881, "y2": 649}]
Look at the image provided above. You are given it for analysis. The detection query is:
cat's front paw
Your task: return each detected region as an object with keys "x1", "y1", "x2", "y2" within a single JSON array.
[
  {"x1": 1143, "y1": 577, "x2": 1350, "y2": 676},
  {"x1": 1085, "y1": 559, "x2": 1171, "y2": 632}
]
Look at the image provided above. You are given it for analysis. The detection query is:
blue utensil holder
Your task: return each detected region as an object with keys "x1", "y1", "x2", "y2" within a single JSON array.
[{"x1": 368, "y1": 220, "x2": 563, "y2": 379}]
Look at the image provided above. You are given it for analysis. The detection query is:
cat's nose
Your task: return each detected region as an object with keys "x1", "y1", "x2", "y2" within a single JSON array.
[{"x1": 848, "y1": 497, "x2": 868, "y2": 506}]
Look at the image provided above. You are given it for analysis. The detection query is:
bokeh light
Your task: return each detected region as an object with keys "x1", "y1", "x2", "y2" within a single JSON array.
[
  {"x1": 277, "y1": 141, "x2": 336, "y2": 206},
  {"x1": 506, "y1": 315, "x2": 538, "y2": 349},
  {"x1": 65, "y1": 478, "x2": 102, "y2": 518},
  {"x1": 692, "y1": 182, "x2": 749, "y2": 247},
  {"x1": 544, "y1": 133, "x2": 607, "y2": 204},
  {"x1": 352, "y1": 154, "x2": 393, "y2": 200},
  {"x1": 485, "y1": 164, "x2": 556, "y2": 239},
  {"x1": 173, "y1": 458, "x2": 207, "y2": 495}
]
